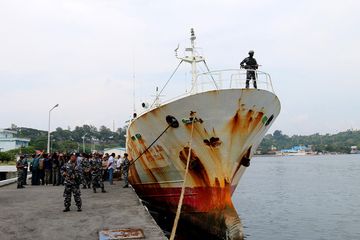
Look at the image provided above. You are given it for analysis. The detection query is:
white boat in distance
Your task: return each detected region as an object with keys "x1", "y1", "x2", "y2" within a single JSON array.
[{"x1": 126, "y1": 29, "x2": 281, "y2": 240}]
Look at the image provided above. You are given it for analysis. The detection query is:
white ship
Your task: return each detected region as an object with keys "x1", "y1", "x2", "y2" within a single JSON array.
[{"x1": 126, "y1": 29, "x2": 281, "y2": 239}]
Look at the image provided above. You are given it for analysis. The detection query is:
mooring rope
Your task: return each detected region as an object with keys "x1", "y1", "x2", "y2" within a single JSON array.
[{"x1": 169, "y1": 117, "x2": 196, "y2": 240}]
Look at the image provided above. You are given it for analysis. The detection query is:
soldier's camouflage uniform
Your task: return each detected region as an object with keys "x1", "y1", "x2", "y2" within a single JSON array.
[
  {"x1": 81, "y1": 158, "x2": 91, "y2": 189},
  {"x1": 61, "y1": 161, "x2": 82, "y2": 210},
  {"x1": 90, "y1": 158, "x2": 105, "y2": 193},
  {"x1": 22, "y1": 158, "x2": 28, "y2": 185},
  {"x1": 122, "y1": 157, "x2": 130, "y2": 187},
  {"x1": 16, "y1": 158, "x2": 24, "y2": 188}
]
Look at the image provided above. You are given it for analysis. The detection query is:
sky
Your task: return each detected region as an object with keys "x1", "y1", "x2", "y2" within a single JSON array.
[{"x1": 0, "y1": 0, "x2": 359, "y2": 135}]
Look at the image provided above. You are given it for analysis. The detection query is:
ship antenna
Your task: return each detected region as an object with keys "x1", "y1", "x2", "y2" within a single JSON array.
[
  {"x1": 176, "y1": 28, "x2": 215, "y2": 93},
  {"x1": 150, "y1": 28, "x2": 216, "y2": 109},
  {"x1": 190, "y1": 28, "x2": 197, "y2": 90}
]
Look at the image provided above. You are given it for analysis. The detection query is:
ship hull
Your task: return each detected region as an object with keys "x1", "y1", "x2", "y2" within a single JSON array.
[{"x1": 126, "y1": 88, "x2": 281, "y2": 239}]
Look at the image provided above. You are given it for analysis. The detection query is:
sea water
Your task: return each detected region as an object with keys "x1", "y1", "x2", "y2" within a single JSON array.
[{"x1": 233, "y1": 155, "x2": 360, "y2": 240}]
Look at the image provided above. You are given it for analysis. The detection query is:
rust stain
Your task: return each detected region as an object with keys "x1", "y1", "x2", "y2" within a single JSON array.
[
  {"x1": 129, "y1": 138, "x2": 159, "y2": 183},
  {"x1": 230, "y1": 110, "x2": 241, "y2": 134},
  {"x1": 253, "y1": 112, "x2": 264, "y2": 126},
  {"x1": 228, "y1": 107, "x2": 265, "y2": 137},
  {"x1": 179, "y1": 147, "x2": 210, "y2": 186},
  {"x1": 128, "y1": 141, "x2": 143, "y2": 184},
  {"x1": 241, "y1": 109, "x2": 254, "y2": 130},
  {"x1": 203, "y1": 137, "x2": 222, "y2": 147},
  {"x1": 214, "y1": 177, "x2": 220, "y2": 187},
  {"x1": 231, "y1": 147, "x2": 252, "y2": 182}
]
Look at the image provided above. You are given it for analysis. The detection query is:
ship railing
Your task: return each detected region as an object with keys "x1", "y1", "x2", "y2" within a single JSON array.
[
  {"x1": 193, "y1": 69, "x2": 275, "y2": 94},
  {"x1": 143, "y1": 69, "x2": 275, "y2": 113}
]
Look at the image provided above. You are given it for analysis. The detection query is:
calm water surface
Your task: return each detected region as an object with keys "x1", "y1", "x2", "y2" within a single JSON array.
[{"x1": 233, "y1": 155, "x2": 360, "y2": 240}]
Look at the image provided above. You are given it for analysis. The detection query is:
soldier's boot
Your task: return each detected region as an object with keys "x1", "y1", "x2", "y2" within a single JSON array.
[
  {"x1": 77, "y1": 208, "x2": 82, "y2": 212},
  {"x1": 63, "y1": 208, "x2": 70, "y2": 212},
  {"x1": 253, "y1": 80, "x2": 257, "y2": 89},
  {"x1": 82, "y1": 185, "x2": 87, "y2": 189},
  {"x1": 88, "y1": 184, "x2": 91, "y2": 189},
  {"x1": 93, "y1": 188, "x2": 97, "y2": 193},
  {"x1": 245, "y1": 80, "x2": 250, "y2": 89},
  {"x1": 101, "y1": 188, "x2": 106, "y2": 193}
]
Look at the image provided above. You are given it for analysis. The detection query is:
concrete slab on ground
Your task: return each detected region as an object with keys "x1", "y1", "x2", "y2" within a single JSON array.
[{"x1": 0, "y1": 182, "x2": 166, "y2": 240}]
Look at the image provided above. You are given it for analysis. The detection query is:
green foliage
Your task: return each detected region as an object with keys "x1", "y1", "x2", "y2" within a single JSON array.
[
  {"x1": 0, "y1": 147, "x2": 36, "y2": 163},
  {"x1": 29, "y1": 135, "x2": 47, "y2": 150},
  {"x1": 10, "y1": 125, "x2": 126, "y2": 153},
  {"x1": 259, "y1": 130, "x2": 360, "y2": 154},
  {"x1": 0, "y1": 152, "x2": 13, "y2": 163},
  {"x1": 6, "y1": 146, "x2": 36, "y2": 155}
]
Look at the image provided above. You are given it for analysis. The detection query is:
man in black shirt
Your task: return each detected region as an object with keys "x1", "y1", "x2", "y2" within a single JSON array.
[{"x1": 240, "y1": 50, "x2": 258, "y2": 89}]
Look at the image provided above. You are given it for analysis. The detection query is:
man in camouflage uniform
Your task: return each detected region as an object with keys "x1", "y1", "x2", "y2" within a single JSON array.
[
  {"x1": 61, "y1": 154, "x2": 82, "y2": 212},
  {"x1": 122, "y1": 153, "x2": 130, "y2": 188},
  {"x1": 81, "y1": 156, "x2": 91, "y2": 189},
  {"x1": 16, "y1": 155, "x2": 25, "y2": 189},
  {"x1": 22, "y1": 155, "x2": 28, "y2": 185},
  {"x1": 90, "y1": 154, "x2": 106, "y2": 193}
]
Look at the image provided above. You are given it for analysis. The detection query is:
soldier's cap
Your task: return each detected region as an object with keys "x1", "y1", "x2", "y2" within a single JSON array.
[{"x1": 249, "y1": 50, "x2": 254, "y2": 54}]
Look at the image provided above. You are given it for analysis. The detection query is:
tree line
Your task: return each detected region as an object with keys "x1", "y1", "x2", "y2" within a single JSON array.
[
  {"x1": 15, "y1": 125, "x2": 126, "y2": 154},
  {"x1": 259, "y1": 130, "x2": 360, "y2": 154}
]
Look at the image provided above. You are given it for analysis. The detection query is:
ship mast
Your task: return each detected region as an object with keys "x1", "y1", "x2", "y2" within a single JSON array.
[{"x1": 176, "y1": 28, "x2": 205, "y2": 93}]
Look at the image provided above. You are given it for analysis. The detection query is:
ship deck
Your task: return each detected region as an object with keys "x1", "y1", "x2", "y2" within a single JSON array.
[{"x1": 0, "y1": 180, "x2": 166, "y2": 240}]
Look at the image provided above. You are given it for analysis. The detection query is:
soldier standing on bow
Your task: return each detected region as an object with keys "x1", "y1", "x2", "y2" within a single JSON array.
[
  {"x1": 61, "y1": 154, "x2": 82, "y2": 212},
  {"x1": 240, "y1": 50, "x2": 259, "y2": 89}
]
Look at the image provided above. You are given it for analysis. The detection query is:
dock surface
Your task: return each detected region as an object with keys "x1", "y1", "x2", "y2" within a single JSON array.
[{"x1": 0, "y1": 181, "x2": 166, "y2": 240}]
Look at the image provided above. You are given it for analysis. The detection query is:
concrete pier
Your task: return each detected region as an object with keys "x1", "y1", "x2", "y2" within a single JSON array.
[{"x1": 0, "y1": 182, "x2": 166, "y2": 240}]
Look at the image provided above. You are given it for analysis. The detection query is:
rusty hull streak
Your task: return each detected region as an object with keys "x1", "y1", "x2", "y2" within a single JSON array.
[
  {"x1": 225, "y1": 101, "x2": 268, "y2": 185},
  {"x1": 231, "y1": 147, "x2": 251, "y2": 183},
  {"x1": 179, "y1": 147, "x2": 211, "y2": 186},
  {"x1": 182, "y1": 121, "x2": 226, "y2": 185}
]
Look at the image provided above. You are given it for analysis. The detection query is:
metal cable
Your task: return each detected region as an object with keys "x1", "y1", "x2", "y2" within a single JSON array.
[
  {"x1": 149, "y1": 60, "x2": 184, "y2": 109},
  {"x1": 129, "y1": 125, "x2": 171, "y2": 167},
  {"x1": 203, "y1": 60, "x2": 219, "y2": 90}
]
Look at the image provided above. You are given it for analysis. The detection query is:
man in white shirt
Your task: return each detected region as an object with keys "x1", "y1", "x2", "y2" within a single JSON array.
[{"x1": 107, "y1": 153, "x2": 115, "y2": 185}]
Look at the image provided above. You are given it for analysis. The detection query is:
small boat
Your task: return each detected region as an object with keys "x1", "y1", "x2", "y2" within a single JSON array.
[{"x1": 126, "y1": 29, "x2": 281, "y2": 239}]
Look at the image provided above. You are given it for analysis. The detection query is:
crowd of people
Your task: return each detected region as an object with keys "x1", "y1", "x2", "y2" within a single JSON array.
[{"x1": 16, "y1": 151, "x2": 130, "y2": 212}]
